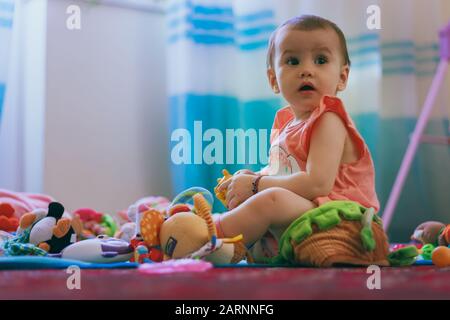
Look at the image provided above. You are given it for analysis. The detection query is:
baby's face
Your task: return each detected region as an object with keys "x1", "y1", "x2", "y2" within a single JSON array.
[{"x1": 268, "y1": 27, "x2": 349, "y2": 117}]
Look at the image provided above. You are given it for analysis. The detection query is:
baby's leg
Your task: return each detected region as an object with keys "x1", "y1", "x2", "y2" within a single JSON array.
[{"x1": 215, "y1": 187, "x2": 316, "y2": 246}]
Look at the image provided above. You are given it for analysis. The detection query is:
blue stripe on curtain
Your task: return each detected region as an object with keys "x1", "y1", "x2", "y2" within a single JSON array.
[
  {"x1": 167, "y1": 13, "x2": 439, "y2": 75},
  {"x1": 169, "y1": 94, "x2": 280, "y2": 212},
  {"x1": 0, "y1": 1, "x2": 14, "y2": 13},
  {"x1": 0, "y1": 17, "x2": 13, "y2": 28},
  {"x1": 0, "y1": 0, "x2": 14, "y2": 29}
]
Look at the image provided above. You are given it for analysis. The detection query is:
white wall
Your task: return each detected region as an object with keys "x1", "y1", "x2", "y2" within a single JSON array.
[{"x1": 43, "y1": 0, "x2": 171, "y2": 213}]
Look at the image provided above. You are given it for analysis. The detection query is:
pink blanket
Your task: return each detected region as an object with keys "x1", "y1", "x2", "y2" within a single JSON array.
[{"x1": 0, "y1": 189, "x2": 56, "y2": 218}]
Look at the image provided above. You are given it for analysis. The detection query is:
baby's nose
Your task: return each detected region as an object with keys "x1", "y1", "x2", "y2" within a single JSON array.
[{"x1": 299, "y1": 69, "x2": 313, "y2": 78}]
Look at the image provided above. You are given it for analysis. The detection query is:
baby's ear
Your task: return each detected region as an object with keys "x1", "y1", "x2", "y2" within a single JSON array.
[
  {"x1": 267, "y1": 68, "x2": 280, "y2": 94},
  {"x1": 337, "y1": 64, "x2": 350, "y2": 92}
]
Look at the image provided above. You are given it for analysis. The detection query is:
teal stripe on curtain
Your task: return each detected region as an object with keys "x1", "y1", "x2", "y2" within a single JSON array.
[
  {"x1": 169, "y1": 94, "x2": 280, "y2": 212},
  {"x1": 353, "y1": 115, "x2": 450, "y2": 242}
]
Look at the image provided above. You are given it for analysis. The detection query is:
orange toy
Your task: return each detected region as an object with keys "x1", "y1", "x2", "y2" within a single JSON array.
[
  {"x1": 431, "y1": 246, "x2": 450, "y2": 268},
  {"x1": 140, "y1": 209, "x2": 165, "y2": 247},
  {"x1": 130, "y1": 209, "x2": 165, "y2": 263},
  {"x1": 0, "y1": 203, "x2": 19, "y2": 232},
  {"x1": 214, "y1": 169, "x2": 233, "y2": 207}
]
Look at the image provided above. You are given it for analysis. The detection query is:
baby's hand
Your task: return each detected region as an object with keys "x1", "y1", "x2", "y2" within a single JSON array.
[
  {"x1": 234, "y1": 169, "x2": 257, "y2": 176},
  {"x1": 219, "y1": 174, "x2": 255, "y2": 210}
]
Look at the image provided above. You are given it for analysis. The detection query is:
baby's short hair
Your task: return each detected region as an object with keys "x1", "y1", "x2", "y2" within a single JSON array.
[{"x1": 266, "y1": 15, "x2": 351, "y2": 69}]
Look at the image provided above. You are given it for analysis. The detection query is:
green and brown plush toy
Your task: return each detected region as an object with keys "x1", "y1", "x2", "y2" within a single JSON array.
[
  {"x1": 264, "y1": 200, "x2": 421, "y2": 267},
  {"x1": 267, "y1": 201, "x2": 391, "y2": 267}
]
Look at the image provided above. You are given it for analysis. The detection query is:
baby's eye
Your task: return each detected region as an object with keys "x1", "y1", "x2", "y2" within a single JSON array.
[
  {"x1": 315, "y1": 55, "x2": 328, "y2": 65},
  {"x1": 286, "y1": 57, "x2": 299, "y2": 65}
]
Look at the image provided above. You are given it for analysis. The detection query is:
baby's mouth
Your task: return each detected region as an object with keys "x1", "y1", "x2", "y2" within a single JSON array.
[{"x1": 299, "y1": 83, "x2": 316, "y2": 92}]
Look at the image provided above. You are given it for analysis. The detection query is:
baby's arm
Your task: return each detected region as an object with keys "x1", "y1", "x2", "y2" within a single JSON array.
[{"x1": 258, "y1": 112, "x2": 347, "y2": 200}]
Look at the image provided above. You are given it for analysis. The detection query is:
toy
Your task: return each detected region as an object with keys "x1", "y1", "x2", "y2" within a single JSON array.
[
  {"x1": 122, "y1": 196, "x2": 171, "y2": 224},
  {"x1": 160, "y1": 192, "x2": 252, "y2": 264},
  {"x1": 0, "y1": 203, "x2": 19, "y2": 232},
  {"x1": 386, "y1": 245, "x2": 419, "y2": 266},
  {"x1": 270, "y1": 201, "x2": 392, "y2": 267},
  {"x1": 134, "y1": 209, "x2": 165, "y2": 263},
  {"x1": 431, "y1": 246, "x2": 450, "y2": 268},
  {"x1": 168, "y1": 204, "x2": 191, "y2": 216},
  {"x1": 133, "y1": 244, "x2": 153, "y2": 264},
  {"x1": 48, "y1": 236, "x2": 133, "y2": 263},
  {"x1": 17, "y1": 202, "x2": 82, "y2": 254},
  {"x1": 420, "y1": 243, "x2": 435, "y2": 260},
  {"x1": 126, "y1": 207, "x2": 167, "y2": 263},
  {"x1": 1, "y1": 226, "x2": 49, "y2": 257},
  {"x1": 126, "y1": 188, "x2": 215, "y2": 264},
  {"x1": 214, "y1": 169, "x2": 233, "y2": 207},
  {"x1": 138, "y1": 259, "x2": 213, "y2": 274},
  {"x1": 114, "y1": 222, "x2": 136, "y2": 243},
  {"x1": 73, "y1": 208, "x2": 118, "y2": 239},
  {"x1": 411, "y1": 221, "x2": 450, "y2": 247},
  {"x1": 122, "y1": 187, "x2": 251, "y2": 265}
]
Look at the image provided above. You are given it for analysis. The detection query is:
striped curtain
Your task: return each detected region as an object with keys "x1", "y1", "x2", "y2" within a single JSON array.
[
  {"x1": 0, "y1": 0, "x2": 14, "y2": 124},
  {"x1": 167, "y1": 0, "x2": 450, "y2": 241},
  {"x1": 168, "y1": 0, "x2": 280, "y2": 212}
]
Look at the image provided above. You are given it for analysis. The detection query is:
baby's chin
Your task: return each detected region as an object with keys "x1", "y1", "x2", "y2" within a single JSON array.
[{"x1": 293, "y1": 96, "x2": 321, "y2": 109}]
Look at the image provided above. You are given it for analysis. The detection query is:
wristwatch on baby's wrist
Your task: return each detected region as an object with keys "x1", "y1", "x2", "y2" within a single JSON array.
[{"x1": 252, "y1": 175, "x2": 264, "y2": 194}]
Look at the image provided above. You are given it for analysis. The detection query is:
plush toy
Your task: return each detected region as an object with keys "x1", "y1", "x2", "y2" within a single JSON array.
[
  {"x1": 121, "y1": 188, "x2": 252, "y2": 265},
  {"x1": 48, "y1": 236, "x2": 133, "y2": 263},
  {"x1": 131, "y1": 209, "x2": 165, "y2": 263},
  {"x1": 122, "y1": 196, "x2": 171, "y2": 224},
  {"x1": 114, "y1": 222, "x2": 136, "y2": 243},
  {"x1": 73, "y1": 208, "x2": 118, "y2": 240},
  {"x1": 411, "y1": 221, "x2": 450, "y2": 247},
  {"x1": 269, "y1": 201, "x2": 393, "y2": 267},
  {"x1": 214, "y1": 169, "x2": 233, "y2": 207},
  {"x1": 18, "y1": 202, "x2": 82, "y2": 253},
  {"x1": 0, "y1": 203, "x2": 19, "y2": 232},
  {"x1": 431, "y1": 246, "x2": 450, "y2": 268},
  {"x1": 125, "y1": 204, "x2": 164, "y2": 263},
  {"x1": 159, "y1": 192, "x2": 252, "y2": 264}
]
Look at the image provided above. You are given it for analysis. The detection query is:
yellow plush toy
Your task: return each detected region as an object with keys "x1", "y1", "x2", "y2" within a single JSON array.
[{"x1": 159, "y1": 193, "x2": 252, "y2": 264}]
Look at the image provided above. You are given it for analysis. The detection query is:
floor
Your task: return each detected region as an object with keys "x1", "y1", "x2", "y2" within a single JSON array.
[{"x1": 1, "y1": 265, "x2": 449, "y2": 299}]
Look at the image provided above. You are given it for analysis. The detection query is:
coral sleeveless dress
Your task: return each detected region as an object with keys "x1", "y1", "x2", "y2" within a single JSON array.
[{"x1": 263, "y1": 95, "x2": 380, "y2": 212}]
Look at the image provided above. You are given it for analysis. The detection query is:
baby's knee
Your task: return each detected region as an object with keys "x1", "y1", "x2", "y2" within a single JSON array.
[
  {"x1": 253, "y1": 188, "x2": 290, "y2": 220},
  {"x1": 258, "y1": 187, "x2": 289, "y2": 206}
]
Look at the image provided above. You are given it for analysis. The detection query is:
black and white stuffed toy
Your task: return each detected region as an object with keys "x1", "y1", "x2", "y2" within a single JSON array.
[{"x1": 18, "y1": 202, "x2": 82, "y2": 253}]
